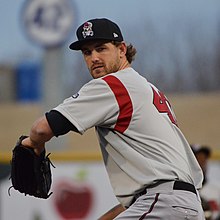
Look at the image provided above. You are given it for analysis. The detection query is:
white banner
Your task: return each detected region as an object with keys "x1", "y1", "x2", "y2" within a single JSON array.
[
  {"x1": 1, "y1": 161, "x2": 220, "y2": 220},
  {"x1": 0, "y1": 161, "x2": 118, "y2": 220}
]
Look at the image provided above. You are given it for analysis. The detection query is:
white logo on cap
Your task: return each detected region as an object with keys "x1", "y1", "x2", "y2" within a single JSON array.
[
  {"x1": 72, "y1": 92, "x2": 79, "y2": 99},
  {"x1": 113, "y1": 33, "x2": 118, "y2": 38},
  {"x1": 82, "y1": 22, "x2": 94, "y2": 38}
]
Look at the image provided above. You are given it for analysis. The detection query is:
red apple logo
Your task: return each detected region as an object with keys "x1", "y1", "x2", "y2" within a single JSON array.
[{"x1": 53, "y1": 179, "x2": 94, "y2": 219}]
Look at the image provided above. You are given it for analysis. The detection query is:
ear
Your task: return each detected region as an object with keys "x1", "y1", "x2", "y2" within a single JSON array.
[{"x1": 119, "y1": 42, "x2": 127, "y2": 57}]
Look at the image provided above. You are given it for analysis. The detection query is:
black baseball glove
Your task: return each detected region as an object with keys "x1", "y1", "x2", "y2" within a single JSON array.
[{"x1": 9, "y1": 135, "x2": 54, "y2": 199}]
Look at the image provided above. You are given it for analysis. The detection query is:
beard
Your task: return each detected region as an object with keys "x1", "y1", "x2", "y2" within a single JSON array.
[{"x1": 89, "y1": 56, "x2": 121, "y2": 79}]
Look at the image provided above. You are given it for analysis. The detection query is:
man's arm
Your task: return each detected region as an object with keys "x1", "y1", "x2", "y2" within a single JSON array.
[
  {"x1": 98, "y1": 204, "x2": 125, "y2": 220},
  {"x1": 21, "y1": 115, "x2": 54, "y2": 155},
  {"x1": 21, "y1": 110, "x2": 77, "y2": 155}
]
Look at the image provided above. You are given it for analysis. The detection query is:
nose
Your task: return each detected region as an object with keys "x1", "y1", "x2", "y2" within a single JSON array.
[{"x1": 91, "y1": 50, "x2": 100, "y2": 63}]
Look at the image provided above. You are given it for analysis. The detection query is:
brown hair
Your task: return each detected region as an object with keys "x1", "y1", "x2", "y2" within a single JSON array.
[{"x1": 113, "y1": 41, "x2": 137, "y2": 64}]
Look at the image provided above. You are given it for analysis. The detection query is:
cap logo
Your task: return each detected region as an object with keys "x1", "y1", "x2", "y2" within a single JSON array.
[
  {"x1": 113, "y1": 33, "x2": 118, "y2": 38},
  {"x1": 82, "y1": 22, "x2": 94, "y2": 38}
]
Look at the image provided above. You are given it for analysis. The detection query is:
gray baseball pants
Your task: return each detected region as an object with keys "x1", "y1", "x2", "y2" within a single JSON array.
[{"x1": 115, "y1": 181, "x2": 205, "y2": 220}]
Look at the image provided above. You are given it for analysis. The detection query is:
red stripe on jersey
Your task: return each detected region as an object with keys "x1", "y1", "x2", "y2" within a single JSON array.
[{"x1": 102, "y1": 75, "x2": 133, "y2": 133}]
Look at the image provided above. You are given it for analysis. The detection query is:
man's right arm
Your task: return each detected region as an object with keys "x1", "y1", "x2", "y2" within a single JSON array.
[
  {"x1": 98, "y1": 204, "x2": 125, "y2": 220},
  {"x1": 21, "y1": 115, "x2": 54, "y2": 155},
  {"x1": 21, "y1": 110, "x2": 77, "y2": 155}
]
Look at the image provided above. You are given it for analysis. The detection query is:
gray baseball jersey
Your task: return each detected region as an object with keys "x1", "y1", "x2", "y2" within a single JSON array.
[{"x1": 54, "y1": 67, "x2": 203, "y2": 206}]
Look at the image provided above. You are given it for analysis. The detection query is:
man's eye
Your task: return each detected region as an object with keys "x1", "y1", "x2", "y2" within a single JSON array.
[
  {"x1": 97, "y1": 47, "x2": 105, "y2": 52},
  {"x1": 83, "y1": 50, "x2": 91, "y2": 56}
]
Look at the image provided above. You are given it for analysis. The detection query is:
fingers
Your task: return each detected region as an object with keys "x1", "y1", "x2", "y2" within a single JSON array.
[{"x1": 21, "y1": 137, "x2": 45, "y2": 156}]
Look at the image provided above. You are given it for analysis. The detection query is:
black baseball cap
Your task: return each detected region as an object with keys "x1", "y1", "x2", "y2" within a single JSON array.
[{"x1": 69, "y1": 18, "x2": 124, "y2": 50}]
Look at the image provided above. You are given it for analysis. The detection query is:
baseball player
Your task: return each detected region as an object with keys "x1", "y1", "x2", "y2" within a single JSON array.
[{"x1": 21, "y1": 18, "x2": 205, "y2": 219}]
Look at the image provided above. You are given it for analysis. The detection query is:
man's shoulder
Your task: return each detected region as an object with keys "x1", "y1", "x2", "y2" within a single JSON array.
[{"x1": 116, "y1": 67, "x2": 138, "y2": 75}]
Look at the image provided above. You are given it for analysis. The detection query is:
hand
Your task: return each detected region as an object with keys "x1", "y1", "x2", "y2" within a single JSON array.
[
  {"x1": 10, "y1": 135, "x2": 53, "y2": 199},
  {"x1": 21, "y1": 137, "x2": 45, "y2": 156}
]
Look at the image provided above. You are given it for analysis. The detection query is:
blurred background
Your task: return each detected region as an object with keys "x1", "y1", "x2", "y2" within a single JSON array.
[{"x1": 0, "y1": 0, "x2": 220, "y2": 219}]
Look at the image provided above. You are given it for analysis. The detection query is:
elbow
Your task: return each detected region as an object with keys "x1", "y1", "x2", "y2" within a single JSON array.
[{"x1": 30, "y1": 116, "x2": 54, "y2": 142}]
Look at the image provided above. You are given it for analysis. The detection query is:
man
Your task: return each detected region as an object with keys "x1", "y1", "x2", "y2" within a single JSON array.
[
  {"x1": 21, "y1": 18, "x2": 205, "y2": 219},
  {"x1": 191, "y1": 144, "x2": 211, "y2": 186},
  {"x1": 191, "y1": 144, "x2": 220, "y2": 220},
  {"x1": 191, "y1": 144, "x2": 212, "y2": 220}
]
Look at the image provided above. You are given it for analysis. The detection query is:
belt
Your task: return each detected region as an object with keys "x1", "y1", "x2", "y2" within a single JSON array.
[
  {"x1": 173, "y1": 181, "x2": 197, "y2": 195},
  {"x1": 128, "y1": 181, "x2": 197, "y2": 207}
]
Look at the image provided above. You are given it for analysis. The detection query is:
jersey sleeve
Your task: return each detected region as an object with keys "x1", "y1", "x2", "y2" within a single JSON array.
[
  {"x1": 45, "y1": 110, "x2": 79, "y2": 137},
  {"x1": 53, "y1": 78, "x2": 119, "y2": 134}
]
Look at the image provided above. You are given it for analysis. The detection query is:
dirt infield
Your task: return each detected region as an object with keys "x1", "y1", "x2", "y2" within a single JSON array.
[{"x1": 1, "y1": 92, "x2": 219, "y2": 161}]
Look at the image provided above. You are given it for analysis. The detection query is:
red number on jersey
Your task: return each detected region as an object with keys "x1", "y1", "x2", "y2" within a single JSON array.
[{"x1": 151, "y1": 85, "x2": 178, "y2": 126}]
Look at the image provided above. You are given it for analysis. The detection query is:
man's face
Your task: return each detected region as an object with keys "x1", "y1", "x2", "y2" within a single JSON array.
[
  {"x1": 196, "y1": 152, "x2": 209, "y2": 173},
  {"x1": 195, "y1": 151, "x2": 210, "y2": 185},
  {"x1": 81, "y1": 40, "x2": 126, "y2": 79}
]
